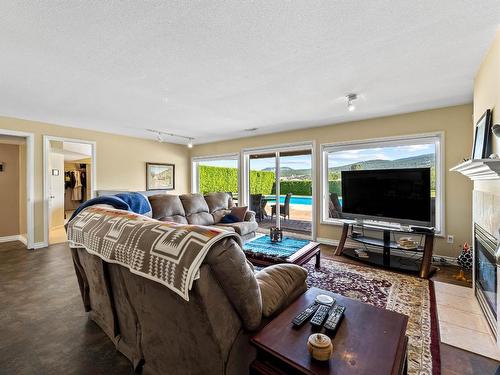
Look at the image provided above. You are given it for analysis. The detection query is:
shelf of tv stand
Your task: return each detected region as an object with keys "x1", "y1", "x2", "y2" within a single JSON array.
[
  {"x1": 350, "y1": 235, "x2": 424, "y2": 252},
  {"x1": 335, "y1": 221, "x2": 436, "y2": 279},
  {"x1": 342, "y1": 248, "x2": 425, "y2": 274}
]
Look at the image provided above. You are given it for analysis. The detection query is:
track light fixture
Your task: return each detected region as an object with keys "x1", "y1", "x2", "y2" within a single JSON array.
[
  {"x1": 346, "y1": 94, "x2": 358, "y2": 112},
  {"x1": 147, "y1": 129, "x2": 195, "y2": 148}
]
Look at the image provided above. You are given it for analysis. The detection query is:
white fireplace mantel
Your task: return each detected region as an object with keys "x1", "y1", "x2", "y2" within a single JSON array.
[{"x1": 450, "y1": 159, "x2": 500, "y2": 180}]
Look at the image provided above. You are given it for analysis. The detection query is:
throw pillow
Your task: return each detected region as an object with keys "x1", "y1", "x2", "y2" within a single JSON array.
[
  {"x1": 220, "y1": 214, "x2": 239, "y2": 223},
  {"x1": 230, "y1": 206, "x2": 248, "y2": 222}
]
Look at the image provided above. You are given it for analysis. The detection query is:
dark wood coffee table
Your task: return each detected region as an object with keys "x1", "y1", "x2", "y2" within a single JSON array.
[
  {"x1": 251, "y1": 287, "x2": 408, "y2": 375},
  {"x1": 245, "y1": 240, "x2": 321, "y2": 268}
]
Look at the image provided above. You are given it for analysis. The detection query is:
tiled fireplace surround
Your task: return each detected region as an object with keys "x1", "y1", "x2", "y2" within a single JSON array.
[{"x1": 473, "y1": 185, "x2": 500, "y2": 344}]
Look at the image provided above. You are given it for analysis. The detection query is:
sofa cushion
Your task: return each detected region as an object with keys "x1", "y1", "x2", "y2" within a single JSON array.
[
  {"x1": 218, "y1": 221, "x2": 258, "y2": 236},
  {"x1": 205, "y1": 192, "x2": 231, "y2": 213},
  {"x1": 212, "y1": 209, "x2": 231, "y2": 224},
  {"x1": 148, "y1": 194, "x2": 187, "y2": 224},
  {"x1": 255, "y1": 264, "x2": 308, "y2": 317},
  {"x1": 180, "y1": 194, "x2": 215, "y2": 226}
]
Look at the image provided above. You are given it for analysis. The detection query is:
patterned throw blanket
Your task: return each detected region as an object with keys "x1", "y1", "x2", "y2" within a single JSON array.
[{"x1": 67, "y1": 206, "x2": 240, "y2": 301}]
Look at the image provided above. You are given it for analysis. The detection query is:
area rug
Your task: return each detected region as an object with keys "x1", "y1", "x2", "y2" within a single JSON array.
[{"x1": 303, "y1": 258, "x2": 440, "y2": 375}]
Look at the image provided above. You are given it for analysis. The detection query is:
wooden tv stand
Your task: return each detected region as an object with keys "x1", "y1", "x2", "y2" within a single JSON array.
[{"x1": 335, "y1": 221, "x2": 436, "y2": 279}]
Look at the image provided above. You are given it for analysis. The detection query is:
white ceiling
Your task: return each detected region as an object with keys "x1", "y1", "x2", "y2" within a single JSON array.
[
  {"x1": 0, "y1": 1, "x2": 499, "y2": 145},
  {"x1": 63, "y1": 142, "x2": 92, "y2": 161}
]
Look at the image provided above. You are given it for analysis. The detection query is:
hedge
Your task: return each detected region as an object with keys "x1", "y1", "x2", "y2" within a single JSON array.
[{"x1": 199, "y1": 166, "x2": 275, "y2": 195}]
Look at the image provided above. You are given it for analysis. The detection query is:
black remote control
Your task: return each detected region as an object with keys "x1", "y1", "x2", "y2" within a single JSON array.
[
  {"x1": 310, "y1": 304, "x2": 330, "y2": 327},
  {"x1": 292, "y1": 303, "x2": 319, "y2": 327},
  {"x1": 324, "y1": 305, "x2": 346, "y2": 332}
]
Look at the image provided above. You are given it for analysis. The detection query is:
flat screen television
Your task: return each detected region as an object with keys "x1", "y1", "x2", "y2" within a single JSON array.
[{"x1": 340, "y1": 168, "x2": 431, "y2": 225}]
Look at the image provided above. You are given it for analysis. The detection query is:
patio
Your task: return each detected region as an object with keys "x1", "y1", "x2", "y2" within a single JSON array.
[{"x1": 256, "y1": 203, "x2": 312, "y2": 235}]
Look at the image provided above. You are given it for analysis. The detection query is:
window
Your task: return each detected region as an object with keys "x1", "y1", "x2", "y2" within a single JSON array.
[
  {"x1": 321, "y1": 133, "x2": 443, "y2": 233},
  {"x1": 191, "y1": 154, "x2": 240, "y2": 200}
]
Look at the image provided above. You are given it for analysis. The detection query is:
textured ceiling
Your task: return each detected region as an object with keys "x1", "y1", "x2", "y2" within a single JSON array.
[{"x1": 0, "y1": 1, "x2": 499, "y2": 145}]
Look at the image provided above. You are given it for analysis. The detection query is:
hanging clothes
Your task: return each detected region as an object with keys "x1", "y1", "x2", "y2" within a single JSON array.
[
  {"x1": 80, "y1": 171, "x2": 87, "y2": 203},
  {"x1": 71, "y1": 170, "x2": 82, "y2": 201}
]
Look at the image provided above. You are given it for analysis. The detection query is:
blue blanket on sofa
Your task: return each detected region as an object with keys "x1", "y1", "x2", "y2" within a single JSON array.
[{"x1": 69, "y1": 192, "x2": 151, "y2": 222}]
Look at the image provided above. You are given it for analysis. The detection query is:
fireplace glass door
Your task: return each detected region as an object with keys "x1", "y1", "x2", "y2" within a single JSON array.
[{"x1": 475, "y1": 239, "x2": 497, "y2": 319}]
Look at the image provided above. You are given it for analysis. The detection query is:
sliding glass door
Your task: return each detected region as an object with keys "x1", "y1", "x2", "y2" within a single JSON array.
[{"x1": 244, "y1": 145, "x2": 314, "y2": 239}]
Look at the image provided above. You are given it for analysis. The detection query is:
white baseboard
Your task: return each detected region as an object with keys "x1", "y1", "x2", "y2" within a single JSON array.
[
  {"x1": 32, "y1": 242, "x2": 49, "y2": 249},
  {"x1": 316, "y1": 237, "x2": 458, "y2": 266},
  {"x1": 0, "y1": 235, "x2": 26, "y2": 244}
]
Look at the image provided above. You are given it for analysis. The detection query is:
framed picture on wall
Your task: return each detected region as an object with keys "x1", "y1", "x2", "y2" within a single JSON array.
[
  {"x1": 146, "y1": 163, "x2": 175, "y2": 190},
  {"x1": 472, "y1": 109, "x2": 492, "y2": 159}
]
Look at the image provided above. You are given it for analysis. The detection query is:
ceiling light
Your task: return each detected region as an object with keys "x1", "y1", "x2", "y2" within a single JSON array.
[
  {"x1": 346, "y1": 94, "x2": 358, "y2": 112},
  {"x1": 147, "y1": 129, "x2": 195, "y2": 148}
]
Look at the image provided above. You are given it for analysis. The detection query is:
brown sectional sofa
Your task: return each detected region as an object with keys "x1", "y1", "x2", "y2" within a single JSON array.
[
  {"x1": 148, "y1": 192, "x2": 259, "y2": 241},
  {"x1": 71, "y1": 220, "x2": 307, "y2": 374}
]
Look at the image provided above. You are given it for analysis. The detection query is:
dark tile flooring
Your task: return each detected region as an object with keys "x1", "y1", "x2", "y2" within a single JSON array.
[{"x1": 1, "y1": 240, "x2": 499, "y2": 375}]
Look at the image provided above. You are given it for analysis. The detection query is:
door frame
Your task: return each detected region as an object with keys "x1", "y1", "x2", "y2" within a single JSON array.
[
  {"x1": 0, "y1": 129, "x2": 35, "y2": 249},
  {"x1": 43, "y1": 136, "x2": 97, "y2": 245},
  {"x1": 241, "y1": 141, "x2": 316, "y2": 240}
]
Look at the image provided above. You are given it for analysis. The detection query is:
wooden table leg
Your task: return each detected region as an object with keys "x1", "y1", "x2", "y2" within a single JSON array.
[
  {"x1": 419, "y1": 233, "x2": 435, "y2": 279},
  {"x1": 334, "y1": 223, "x2": 349, "y2": 256}
]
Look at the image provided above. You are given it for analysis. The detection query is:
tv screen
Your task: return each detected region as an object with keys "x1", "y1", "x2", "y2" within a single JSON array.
[{"x1": 340, "y1": 168, "x2": 431, "y2": 224}]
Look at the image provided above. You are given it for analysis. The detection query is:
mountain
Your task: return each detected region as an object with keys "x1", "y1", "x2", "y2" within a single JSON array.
[
  {"x1": 328, "y1": 153, "x2": 435, "y2": 172},
  {"x1": 256, "y1": 153, "x2": 434, "y2": 179}
]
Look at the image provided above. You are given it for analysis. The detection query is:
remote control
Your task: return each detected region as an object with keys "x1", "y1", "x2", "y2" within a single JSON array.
[
  {"x1": 292, "y1": 303, "x2": 319, "y2": 327},
  {"x1": 310, "y1": 304, "x2": 330, "y2": 327},
  {"x1": 324, "y1": 305, "x2": 346, "y2": 332}
]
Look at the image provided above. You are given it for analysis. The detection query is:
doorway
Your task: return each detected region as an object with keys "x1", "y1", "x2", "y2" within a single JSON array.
[
  {"x1": 243, "y1": 142, "x2": 315, "y2": 239},
  {"x1": 43, "y1": 136, "x2": 96, "y2": 245},
  {"x1": 0, "y1": 129, "x2": 34, "y2": 249}
]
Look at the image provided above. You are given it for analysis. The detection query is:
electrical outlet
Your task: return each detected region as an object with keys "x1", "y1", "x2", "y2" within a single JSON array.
[{"x1": 447, "y1": 235, "x2": 454, "y2": 244}]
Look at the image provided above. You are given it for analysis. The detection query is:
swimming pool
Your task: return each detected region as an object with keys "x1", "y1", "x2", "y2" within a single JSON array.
[
  {"x1": 264, "y1": 195, "x2": 312, "y2": 205},
  {"x1": 263, "y1": 195, "x2": 343, "y2": 206}
]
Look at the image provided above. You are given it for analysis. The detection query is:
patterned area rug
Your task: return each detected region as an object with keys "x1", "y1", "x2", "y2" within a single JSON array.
[{"x1": 303, "y1": 258, "x2": 440, "y2": 375}]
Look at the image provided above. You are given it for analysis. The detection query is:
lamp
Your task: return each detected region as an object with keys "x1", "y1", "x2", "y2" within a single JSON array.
[{"x1": 346, "y1": 94, "x2": 358, "y2": 112}]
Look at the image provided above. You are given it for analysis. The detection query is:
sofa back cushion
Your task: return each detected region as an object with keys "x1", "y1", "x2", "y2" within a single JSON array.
[
  {"x1": 180, "y1": 194, "x2": 215, "y2": 226},
  {"x1": 148, "y1": 194, "x2": 188, "y2": 224}
]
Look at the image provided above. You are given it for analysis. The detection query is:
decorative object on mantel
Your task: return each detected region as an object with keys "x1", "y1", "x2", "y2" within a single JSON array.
[
  {"x1": 492, "y1": 123, "x2": 500, "y2": 138},
  {"x1": 269, "y1": 226, "x2": 283, "y2": 243},
  {"x1": 454, "y1": 242, "x2": 472, "y2": 282},
  {"x1": 450, "y1": 158, "x2": 500, "y2": 180},
  {"x1": 307, "y1": 333, "x2": 333, "y2": 361},
  {"x1": 472, "y1": 109, "x2": 493, "y2": 159}
]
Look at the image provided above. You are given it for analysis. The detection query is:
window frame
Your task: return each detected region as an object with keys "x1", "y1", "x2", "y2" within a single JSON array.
[
  {"x1": 191, "y1": 153, "x2": 240, "y2": 194},
  {"x1": 320, "y1": 132, "x2": 445, "y2": 235}
]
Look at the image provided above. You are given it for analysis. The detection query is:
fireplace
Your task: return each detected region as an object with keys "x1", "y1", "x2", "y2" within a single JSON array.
[{"x1": 475, "y1": 223, "x2": 500, "y2": 338}]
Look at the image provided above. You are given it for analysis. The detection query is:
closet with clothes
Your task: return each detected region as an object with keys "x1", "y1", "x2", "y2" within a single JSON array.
[{"x1": 64, "y1": 162, "x2": 91, "y2": 215}]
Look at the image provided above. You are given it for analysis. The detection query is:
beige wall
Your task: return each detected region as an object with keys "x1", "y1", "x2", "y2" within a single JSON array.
[
  {"x1": 473, "y1": 30, "x2": 500, "y2": 227},
  {"x1": 474, "y1": 30, "x2": 500, "y2": 154},
  {"x1": 0, "y1": 116, "x2": 190, "y2": 244},
  {"x1": 191, "y1": 104, "x2": 474, "y2": 257},
  {"x1": 0, "y1": 143, "x2": 20, "y2": 237}
]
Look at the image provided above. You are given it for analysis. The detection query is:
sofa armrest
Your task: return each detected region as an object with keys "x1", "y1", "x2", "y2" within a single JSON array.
[
  {"x1": 255, "y1": 264, "x2": 308, "y2": 318},
  {"x1": 244, "y1": 210, "x2": 256, "y2": 222}
]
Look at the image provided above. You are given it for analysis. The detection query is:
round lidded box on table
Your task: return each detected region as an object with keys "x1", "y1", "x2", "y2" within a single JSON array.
[{"x1": 307, "y1": 333, "x2": 333, "y2": 361}]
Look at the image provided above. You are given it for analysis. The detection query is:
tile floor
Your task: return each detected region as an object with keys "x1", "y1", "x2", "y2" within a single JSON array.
[{"x1": 435, "y1": 280, "x2": 500, "y2": 361}]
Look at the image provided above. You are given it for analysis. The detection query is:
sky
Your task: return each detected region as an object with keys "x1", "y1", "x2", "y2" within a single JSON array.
[{"x1": 198, "y1": 143, "x2": 435, "y2": 170}]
